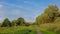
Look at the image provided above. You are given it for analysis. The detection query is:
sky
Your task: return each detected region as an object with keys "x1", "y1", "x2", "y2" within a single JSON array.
[{"x1": 0, "y1": 0, "x2": 60, "y2": 22}]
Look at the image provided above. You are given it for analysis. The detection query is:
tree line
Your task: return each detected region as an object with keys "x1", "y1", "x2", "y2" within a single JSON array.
[
  {"x1": 1, "y1": 17, "x2": 33, "y2": 27},
  {"x1": 1, "y1": 5, "x2": 60, "y2": 27}
]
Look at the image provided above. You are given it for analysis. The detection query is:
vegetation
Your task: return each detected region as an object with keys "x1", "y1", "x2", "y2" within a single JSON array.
[
  {"x1": 0, "y1": 26, "x2": 36, "y2": 34},
  {"x1": 16, "y1": 17, "x2": 25, "y2": 26},
  {"x1": 36, "y1": 5, "x2": 60, "y2": 34},
  {"x1": 36, "y1": 5, "x2": 60, "y2": 24},
  {"x1": 1, "y1": 18, "x2": 12, "y2": 27},
  {"x1": 0, "y1": 5, "x2": 60, "y2": 34}
]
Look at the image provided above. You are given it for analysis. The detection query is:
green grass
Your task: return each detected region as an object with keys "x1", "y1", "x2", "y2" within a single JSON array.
[
  {"x1": 40, "y1": 29, "x2": 56, "y2": 34},
  {"x1": 0, "y1": 26, "x2": 59, "y2": 34},
  {"x1": 0, "y1": 26, "x2": 37, "y2": 34}
]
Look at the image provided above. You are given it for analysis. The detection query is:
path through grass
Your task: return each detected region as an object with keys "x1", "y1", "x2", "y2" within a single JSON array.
[{"x1": 0, "y1": 26, "x2": 57, "y2": 34}]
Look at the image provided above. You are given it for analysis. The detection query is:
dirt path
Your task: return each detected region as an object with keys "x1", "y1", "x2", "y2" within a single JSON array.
[
  {"x1": 35, "y1": 25, "x2": 42, "y2": 34},
  {"x1": 36, "y1": 28, "x2": 42, "y2": 34}
]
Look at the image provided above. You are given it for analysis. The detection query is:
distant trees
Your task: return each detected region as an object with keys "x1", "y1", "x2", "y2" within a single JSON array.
[
  {"x1": 11, "y1": 17, "x2": 26, "y2": 26},
  {"x1": 1, "y1": 5, "x2": 60, "y2": 27},
  {"x1": 1, "y1": 18, "x2": 12, "y2": 27},
  {"x1": 11, "y1": 20, "x2": 17, "y2": 26},
  {"x1": 1, "y1": 17, "x2": 26, "y2": 27},
  {"x1": 25, "y1": 22, "x2": 33, "y2": 26},
  {"x1": 36, "y1": 5, "x2": 60, "y2": 25},
  {"x1": 16, "y1": 17, "x2": 25, "y2": 26}
]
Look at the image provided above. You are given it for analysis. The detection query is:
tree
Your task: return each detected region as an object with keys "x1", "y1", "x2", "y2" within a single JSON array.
[
  {"x1": 54, "y1": 17, "x2": 60, "y2": 23},
  {"x1": 25, "y1": 22, "x2": 33, "y2": 26},
  {"x1": 36, "y1": 5, "x2": 59, "y2": 25},
  {"x1": 36, "y1": 13, "x2": 50, "y2": 24},
  {"x1": 16, "y1": 17, "x2": 25, "y2": 26},
  {"x1": 45, "y1": 5, "x2": 59, "y2": 21},
  {"x1": 11, "y1": 20, "x2": 17, "y2": 26},
  {"x1": 1, "y1": 18, "x2": 12, "y2": 27}
]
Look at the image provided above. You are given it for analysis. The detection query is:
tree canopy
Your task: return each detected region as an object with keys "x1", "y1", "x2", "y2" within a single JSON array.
[
  {"x1": 1, "y1": 18, "x2": 11, "y2": 27},
  {"x1": 36, "y1": 5, "x2": 60, "y2": 25},
  {"x1": 16, "y1": 17, "x2": 25, "y2": 26}
]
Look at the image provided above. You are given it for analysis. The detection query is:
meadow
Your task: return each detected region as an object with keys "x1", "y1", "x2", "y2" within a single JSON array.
[
  {"x1": 0, "y1": 26, "x2": 36, "y2": 34},
  {"x1": 0, "y1": 25, "x2": 59, "y2": 34}
]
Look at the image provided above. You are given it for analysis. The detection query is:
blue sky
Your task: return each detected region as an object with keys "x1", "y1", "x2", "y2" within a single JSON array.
[{"x1": 0, "y1": 0, "x2": 60, "y2": 22}]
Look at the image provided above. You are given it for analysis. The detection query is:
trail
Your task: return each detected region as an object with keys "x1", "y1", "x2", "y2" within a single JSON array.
[
  {"x1": 35, "y1": 25, "x2": 42, "y2": 34},
  {"x1": 36, "y1": 28, "x2": 42, "y2": 34}
]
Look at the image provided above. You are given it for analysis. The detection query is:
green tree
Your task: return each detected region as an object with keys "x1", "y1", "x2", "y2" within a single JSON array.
[
  {"x1": 16, "y1": 17, "x2": 25, "y2": 26},
  {"x1": 11, "y1": 20, "x2": 17, "y2": 26},
  {"x1": 44, "y1": 5, "x2": 59, "y2": 21},
  {"x1": 36, "y1": 5, "x2": 59, "y2": 25},
  {"x1": 1, "y1": 18, "x2": 11, "y2": 27},
  {"x1": 36, "y1": 13, "x2": 50, "y2": 24},
  {"x1": 25, "y1": 22, "x2": 33, "y2": 26}
]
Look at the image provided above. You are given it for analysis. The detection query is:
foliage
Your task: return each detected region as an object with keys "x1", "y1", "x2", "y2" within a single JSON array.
[
  {"x1": 54, "y1": 17, "x2": 60, "y2": 23},
  {"x1": 16, "y1": 17, "x2": 25, "y2": 26},
  {"x1": 36, "y1": 5, "x2": 60, "y2": 24},
  {"x1": 1, "y1": 18, "x2": 12, "y2": 27},
  {"x1": 25, "y1": 22, "x2": 33, "y2": 26},
  {"x1": 11, "y1": 20, "x2": 17, "y2": 26},
  {"x1": 36, "y1": 13, "x2": 50, "y2": 24},
  {"x1": 0, "y1": 26, "x2": 36, "y2": 34},
  {"x1": 36, "y1": 5, "x2": 60, "y2": 34}
]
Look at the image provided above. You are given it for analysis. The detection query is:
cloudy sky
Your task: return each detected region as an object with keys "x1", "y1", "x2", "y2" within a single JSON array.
[{"x1": 0, "y1": 0, "x2": 60, "y2": 22}]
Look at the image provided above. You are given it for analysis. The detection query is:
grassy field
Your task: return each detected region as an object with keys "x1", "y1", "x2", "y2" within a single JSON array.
[
  {"x1": 0, "y1": 26, "x2": 37, "y2": 34},
  {"x1": 40, "y1": 29, "x2": 56, "y2": 34},
  {"x1": 0, "y1": 25, "x2": 58, "y2": 34}
]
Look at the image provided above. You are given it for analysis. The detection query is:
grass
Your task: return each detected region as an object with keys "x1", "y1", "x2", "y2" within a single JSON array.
[
  {"x1": 0, "y1": 26, "x2": 37, "y2": 34},
  {"x1": 39, "y1": 23, "x2": 60, "y2": 34},
  {"x1": 40, "y1": 29, "x2": 56, "y2": 34},
  {"x1": 0, "y1": 25, "x2": 59, "y2": 34}
]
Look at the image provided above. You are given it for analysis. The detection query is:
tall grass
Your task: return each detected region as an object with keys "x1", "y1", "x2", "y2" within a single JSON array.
[
  {"x1": 0, "y1": 26, "x2": 36, "y2": 34},
  {"x1": 39, "y1": 23, "x2": 60, "y2": 34}
]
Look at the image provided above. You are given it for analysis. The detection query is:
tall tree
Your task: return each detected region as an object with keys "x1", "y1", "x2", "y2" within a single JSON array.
[
  {"x1": 44, "y1": 5, "x2": 59, "y2": 21},
  {"x1": 36, "y1": 5, "x2": 59, "y2": 25},
  {"x1": 16, "y1": 17, "x2": 25, "y2": 26},
  {"x1": 1, "y1": 18, "x2": 11, "y2": 27}
]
